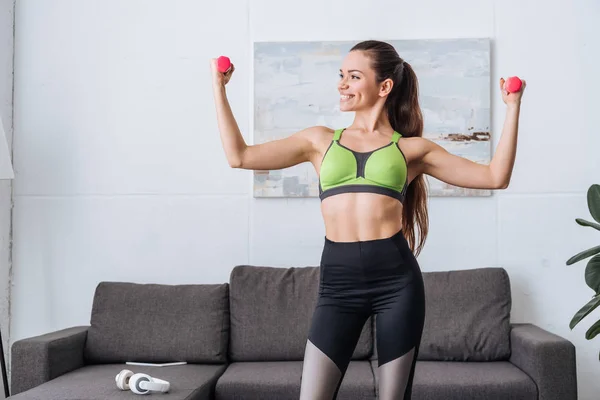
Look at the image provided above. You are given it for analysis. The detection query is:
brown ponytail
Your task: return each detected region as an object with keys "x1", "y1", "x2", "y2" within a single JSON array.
[{"x1": 350, "y1": 41, "x2": 429, "y2": 256}]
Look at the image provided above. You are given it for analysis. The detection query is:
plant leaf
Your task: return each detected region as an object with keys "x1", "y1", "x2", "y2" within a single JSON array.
[
  {"x1": 570, "y1": 294, "x2": 600, "y2": 329},
  {"x1": 566, "y1": 245, "x2": 600, "y2": 265},
  {"x1": 588, "y1": 184, "x2": 600, "y2": 224},
  {"x1": 585, "y1": 254, "x2": 600, "y2": 293},
  {"x1": 576, "y1": 218, "x2": 600, "y2": 231},
  {"x1": 585, "y1": 319, "x2": 600, "y2": 340}
]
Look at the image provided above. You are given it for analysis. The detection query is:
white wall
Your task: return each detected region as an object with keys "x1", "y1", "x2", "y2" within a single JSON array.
[
  {"x1": 0, "y1": 1, "x2": 14, "y2": 398},
  {"x1": 8, "y1": 0, "x2": 600, "y2": 398}
]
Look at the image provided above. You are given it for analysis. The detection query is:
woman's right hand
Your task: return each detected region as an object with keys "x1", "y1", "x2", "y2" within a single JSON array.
[{"x1": 211, "y1": 58, "x2": 235, "y2": 89}]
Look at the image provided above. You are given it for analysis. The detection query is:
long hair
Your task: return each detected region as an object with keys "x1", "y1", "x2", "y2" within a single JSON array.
[{"x1": 350, "y1": 40, "x2": 429, "y2": 257}]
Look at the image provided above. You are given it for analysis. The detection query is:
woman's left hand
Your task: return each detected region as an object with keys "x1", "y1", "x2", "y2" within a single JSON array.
[{"x1": 500, "y1": 77, "x2": 526, "y2": 106}]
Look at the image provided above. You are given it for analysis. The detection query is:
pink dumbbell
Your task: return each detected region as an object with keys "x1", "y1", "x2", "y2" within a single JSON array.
[
  {"x1": 505, "y1": 76, "x2": 522, "y2": 93},
  {"x1": 217, "y1": 56, "x2": 232, "y2": 74}
]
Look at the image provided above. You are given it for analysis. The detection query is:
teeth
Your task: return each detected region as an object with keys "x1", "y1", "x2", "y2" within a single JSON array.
[{"x1": 340, "y1": 95, "x2": 354, "y2": 100}]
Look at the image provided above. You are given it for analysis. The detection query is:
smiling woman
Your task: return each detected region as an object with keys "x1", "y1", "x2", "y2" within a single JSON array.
[{"x1": 211, "y1": 38, "x2": 524, "y2": 400}]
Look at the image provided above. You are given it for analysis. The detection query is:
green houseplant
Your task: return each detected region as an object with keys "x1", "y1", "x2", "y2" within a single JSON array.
[{"x1": 566, "y1": 183, "x2": 600, "y2": 359}]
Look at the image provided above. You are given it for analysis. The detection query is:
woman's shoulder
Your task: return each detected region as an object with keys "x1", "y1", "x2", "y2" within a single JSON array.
[
  {"x1": 400, "y1": 135, "x2": 434, "y2": 149},
  {"x1": 299, "y1": 125, "x2": 336, "y2": 136},
  {"x1": 398, "y1": 136, "x2": 434, "y2": 165},
  {"x1": 293, "y1": 125, "x2": 336, "y2": 145}
]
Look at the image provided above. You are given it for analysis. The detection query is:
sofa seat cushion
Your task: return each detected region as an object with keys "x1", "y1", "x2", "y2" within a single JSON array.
[
  {"x1": 84, "y1": 282, "x2": 230, "y2": 364},
  {"x1": 228, "y1": 265, "x2": 372, "y2": 361},
  {"x1": 419, "y1": 268, "x2": 512, "y2": 361},
  {"x1": 372, "y1": 268, "x2": 512, "y2": 362},
  {"x1": 215, "y1": 361, "x2": 376, "y2": 400},
  {"x1": 8, "y1": 363, "x2": 227, "y2": 400},
  {"x1": 371, "y1": 360, "x2": 537, "y2": 400}
]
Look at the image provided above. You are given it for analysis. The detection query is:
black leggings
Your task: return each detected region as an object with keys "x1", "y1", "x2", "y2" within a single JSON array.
[{"x1": 301, "y1": 229, "x2": 426, "y2": 400}]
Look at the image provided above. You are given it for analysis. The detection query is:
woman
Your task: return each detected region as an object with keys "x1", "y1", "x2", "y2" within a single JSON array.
[{"x1": 211, "y1": 40, "x2": 525, "y2": 400}]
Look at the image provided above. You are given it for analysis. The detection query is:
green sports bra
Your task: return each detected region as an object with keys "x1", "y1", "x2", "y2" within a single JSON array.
[{"x1": 319, "y1": 128, "x2": 408, "y2": 203}]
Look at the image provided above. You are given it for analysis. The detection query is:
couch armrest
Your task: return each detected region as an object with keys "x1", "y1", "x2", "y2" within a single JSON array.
[
  {"x1": 10, "y1": 326, "x2": 89, "y2": 395},
  {"x1": 509, "y1": 323, "x2": 577, "y2": 400}
]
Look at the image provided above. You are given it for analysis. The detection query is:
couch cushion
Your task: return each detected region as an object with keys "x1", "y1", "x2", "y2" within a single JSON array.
[
  {"x1": 215, "y1": 361, "x2": 376, "y2": 400},
  {"x1": 7, "y1": 363, "x2": 228, "y2": 400},
  {"x1": 371, "y1": 360, "x2": 537, "y2": 400},
  {"x1": 228, "y1": 265, "x2": 372, "y2": 361},
  {"x1": 371, "y1": 268, "x2": 512, "y2": 362},
  {"x1": 416, "y1": 268, "x2": 511, "y2": 361},
  {"x1": 84, "y1": 282, "x2": 229, "y2": 363}
]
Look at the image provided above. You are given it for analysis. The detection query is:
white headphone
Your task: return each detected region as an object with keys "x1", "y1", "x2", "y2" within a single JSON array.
[{"x1": 115, "y1": 369, "x2": 170, "y2": 395}]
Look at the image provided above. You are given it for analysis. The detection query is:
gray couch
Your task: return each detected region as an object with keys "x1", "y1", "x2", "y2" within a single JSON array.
[{"x1": 7, "y1": 266, "x2": 577, "y2": 399}]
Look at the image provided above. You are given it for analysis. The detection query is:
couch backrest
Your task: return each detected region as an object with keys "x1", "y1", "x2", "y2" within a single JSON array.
[
  {"x1": 228, "y1": 265, "x2": 372, "y2": 362},
  {"x1": 84, "y1": 281, "x2": 229, "y2": 364},
  {"x1": 372, "y1": 267, "x2": 511, "y2": 362}
]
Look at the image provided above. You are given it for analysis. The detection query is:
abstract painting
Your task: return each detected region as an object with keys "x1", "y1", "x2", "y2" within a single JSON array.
[{"x1": 252, "y1": 39, "x2": 491, "y2": 198}]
